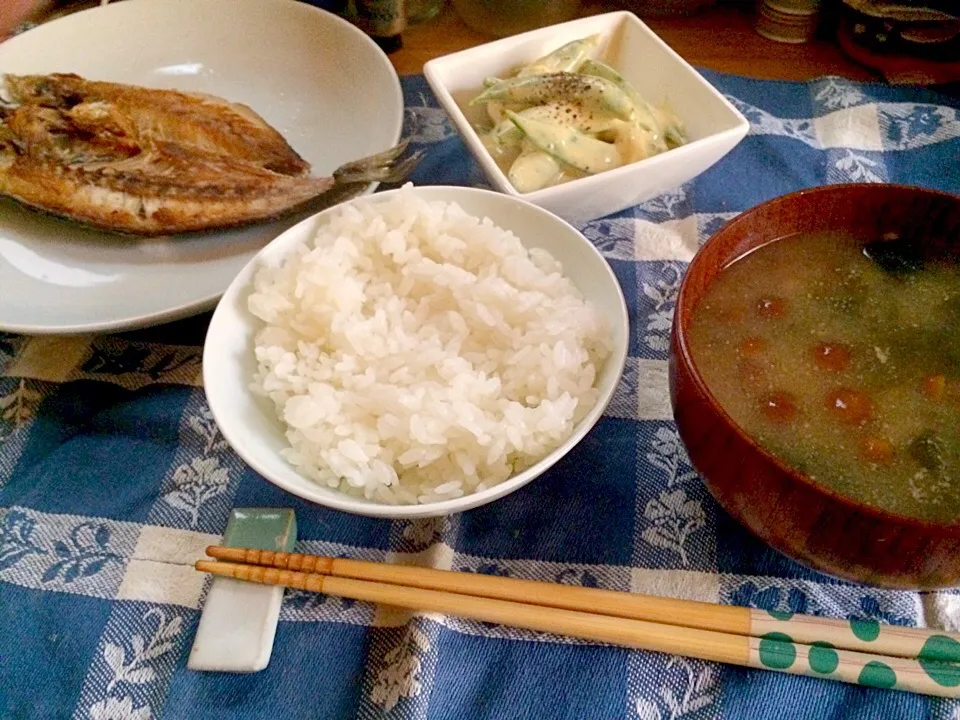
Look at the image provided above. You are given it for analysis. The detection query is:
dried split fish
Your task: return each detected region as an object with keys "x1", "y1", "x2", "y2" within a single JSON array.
[{"x1": 0, "y1": 73, "x2": 421, "y2": 235}]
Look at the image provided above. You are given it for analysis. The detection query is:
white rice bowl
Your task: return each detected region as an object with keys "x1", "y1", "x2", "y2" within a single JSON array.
[{"x1": 247, "y1": 185, "x2": 613, "y2": 505}]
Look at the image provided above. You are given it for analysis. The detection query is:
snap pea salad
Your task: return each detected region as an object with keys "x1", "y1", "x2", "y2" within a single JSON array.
[{"x1": 470, "y1": 36, "x2": 687, "y2": 193}]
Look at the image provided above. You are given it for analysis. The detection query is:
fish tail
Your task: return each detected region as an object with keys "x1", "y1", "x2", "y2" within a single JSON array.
[{"x1": 332, "y1": 139, "x2": 422, "y2": 185}]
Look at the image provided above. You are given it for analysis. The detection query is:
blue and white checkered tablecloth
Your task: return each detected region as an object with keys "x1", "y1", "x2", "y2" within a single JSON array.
[{"x1": 1, "y1": 71, "x2": 960, "y2": 720}]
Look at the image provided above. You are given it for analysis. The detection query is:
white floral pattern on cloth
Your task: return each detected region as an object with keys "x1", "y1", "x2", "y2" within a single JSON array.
[
  {"x1": 721, "y1": 577, "x2": 924, "y2": 627},
  {"x1": 640, "y1": 263, "x2": 685, "y2": 355},
  {"x1": 636, "y1": 186, "x2": 690, "y2": 222},
  {"x1": 0, "y1": 377, "x2": 53, "y2": 489},
  {"x1": 639, "y1": 427, "x2": 708, "y2": 568},
  {"x1": 879, "y1": 104, "x2": 960, "y2": 151},
  {"x1": 727, "y1": 84, "x2": 960, "y2": 155},
  {"x1": 0, "y1": 508, "x2": 137, "y2": 596},
  {"x1": 42, "y1": 521, "x2": 124, "y2": 584},
  {"x1": 162, "y1": 457, "x2": 230, "y2": 529},
  {"x1": 726, "y1": 580, "x2": 826, "y2": 618},
  {"x1": 0, "y1": 508, "x2": 45, "y2": 570},
  {"x1": 642, "y1": 489, "x2": 706, "y2": 568},
  {"x1": 812, "y1": 76, "x2": 868, "y2": 110},
  {"x1": 725, "y1": 95, "x2": 818, "y2": 146},
  {"x1": 186, "y1": 410, "x2": 229, "y2": 456},
  {"x1": 696, "y1": 214, "x2": 739, "y2": 247},
  {"x1": 608, "y1": 356, "x2": 640, "y2": 421},
  {"x1": 89, "y1": 695, "x2": 152, "y2": 720},
  {"x1": 153, "y1": 398, "x2": 241, "y2": 532},
  {"x1": 400, "y1": 516, "x2": 452, "y2": 549},
  {"x1": 370, "y1": 626, "x2": 431, "y2": 712},
  {"x1": 0, "y1": 378, "x2": 44, "y2": 441},
  {"x1": 76, "y1": 605, "x2": 189, "y2": 720},
  {"x1": 102, "y1": 609, "x2": 182, "y2": 694},
  {"x1": 830, "y1": 149, "x2": 888, "y2": 184},
  {"x1": 403, "y1": 517, "x2": 450, "y2": 547},
  {"x1": 360, "y1": 621, "x2": 440, "y2": 717},
  {"x1": 634, "y1": 658, "x2": 719, "y2": 720},
  {"x1": 582, "y1": 216, "x2": 640, "y2": 261},
  {"x1": 647, "y1": 427, "x2": 699, "y2": 488}
]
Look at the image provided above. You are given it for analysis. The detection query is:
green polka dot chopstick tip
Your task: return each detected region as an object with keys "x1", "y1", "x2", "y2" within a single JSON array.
[
  {"x1": 742, "y1": 607, "x2": 960, "y2": 696},
  {"x1": 748, "y1": 630, "x2": 960, "y2": 696},
  {"x1": 198, "y1": 546, "x2": 960, "y2": 698}
]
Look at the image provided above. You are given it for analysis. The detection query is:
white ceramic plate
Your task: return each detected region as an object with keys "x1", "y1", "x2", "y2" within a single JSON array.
[
  {"x1": 0, "y1": 0, "x2": 403, "y2": 335},
  {"x1": 203, "y1": 185, "x2": 629, "y2": 519},
  {"x1": 424, "y1": 11, "x2": 749, "y2": 226}
]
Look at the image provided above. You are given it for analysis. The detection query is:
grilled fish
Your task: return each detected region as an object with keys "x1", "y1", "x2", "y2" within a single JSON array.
[
  {"x1": 4, "y1": 73, "x2": 312, "y2": 176},
  {"x1": 0, "y1": 73, "x2": 420, "y2": 236}
]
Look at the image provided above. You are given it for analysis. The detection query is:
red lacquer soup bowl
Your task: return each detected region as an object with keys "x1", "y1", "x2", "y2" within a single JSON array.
[{"x1": 669, "y1": 183, "x2": 960, "y2": 589}]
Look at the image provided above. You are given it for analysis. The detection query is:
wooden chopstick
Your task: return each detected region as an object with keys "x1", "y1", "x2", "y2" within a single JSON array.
[
  {"x1": 196, "y1": 557, "x2": 960, "y2": 698},
  {"x1": 204, "y1": 546, "x2": 960, "y2": 661}
]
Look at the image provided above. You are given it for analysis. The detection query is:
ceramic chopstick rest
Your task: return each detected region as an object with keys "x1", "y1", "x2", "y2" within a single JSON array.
[{"x1": 188, "y1": 508, "x2": 297, "y2": 672}]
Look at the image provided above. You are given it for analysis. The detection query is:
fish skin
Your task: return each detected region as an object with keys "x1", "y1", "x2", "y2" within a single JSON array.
[
  {"x1": 0, "y1": 141, "x2": 335, "y2": 235},
  {"x1": 0, "y1": 74, "x2": 421, "y2": 236},
  {"x1": 4, "y1": 73, "x2": 310, "y2": 176}
]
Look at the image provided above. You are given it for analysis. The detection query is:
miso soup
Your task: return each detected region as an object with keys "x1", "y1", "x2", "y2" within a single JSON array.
[{"x1": 688, "y1": 231, "x2": 960, "y2": 522}]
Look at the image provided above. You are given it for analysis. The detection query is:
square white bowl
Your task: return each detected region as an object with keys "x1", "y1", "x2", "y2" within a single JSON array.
[{"x1": 424, "y1": 11, "x2": 749, "y2": 226}]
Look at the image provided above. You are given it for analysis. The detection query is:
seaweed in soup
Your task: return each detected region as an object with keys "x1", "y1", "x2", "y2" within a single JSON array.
[
  {"x1": 909, "y1": 431, "x2": 947, "y2": 477},
  {"x1": 863, "y1": 235, "x2": 926, "y2": 276}
]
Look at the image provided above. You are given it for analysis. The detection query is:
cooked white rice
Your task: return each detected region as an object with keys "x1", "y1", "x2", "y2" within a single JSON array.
[{"x1": 248, "y1": 185, "x2": 612, "y2": 505}]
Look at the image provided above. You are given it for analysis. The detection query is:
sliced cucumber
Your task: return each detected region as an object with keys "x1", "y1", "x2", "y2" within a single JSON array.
[
  {"x1": 472, "y1": 72, "x2": 635, "y2": 122},
  {"x1": 508, "y1": 150, "x2": 564, "y2": 193},
  {"x1": 507, "y1": 111, "x2": 622, "y2": 175},
  {"x1": 516, "y1": 35, "x2": 601, "y2": 77}
]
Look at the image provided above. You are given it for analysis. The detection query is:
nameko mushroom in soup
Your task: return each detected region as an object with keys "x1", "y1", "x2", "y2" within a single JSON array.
[{"x1": 687, "y1": 230, "x2": 960, "y2": 523}]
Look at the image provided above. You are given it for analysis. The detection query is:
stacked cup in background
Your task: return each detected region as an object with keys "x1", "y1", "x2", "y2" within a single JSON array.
[{"x1": 755, "y1": 0, "x2": 822, "y2": 43}]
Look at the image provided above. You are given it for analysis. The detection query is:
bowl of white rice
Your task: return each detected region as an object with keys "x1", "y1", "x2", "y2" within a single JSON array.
[{"x1": 203, "y1": 184, "x2": 628, "y2": 518}]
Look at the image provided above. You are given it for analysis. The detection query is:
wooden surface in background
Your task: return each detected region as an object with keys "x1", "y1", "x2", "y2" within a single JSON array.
[
  {"x1": 40, "y1": 1, "x2": 875, "y2": 82},
  {"x1": 395, "y1": 3, "x2": 875, "y2": 81}
]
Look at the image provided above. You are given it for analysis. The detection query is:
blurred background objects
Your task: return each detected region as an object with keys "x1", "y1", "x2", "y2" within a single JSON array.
[{"x1": 837, "y1": 0, "x2": 959, "y2": 83}]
